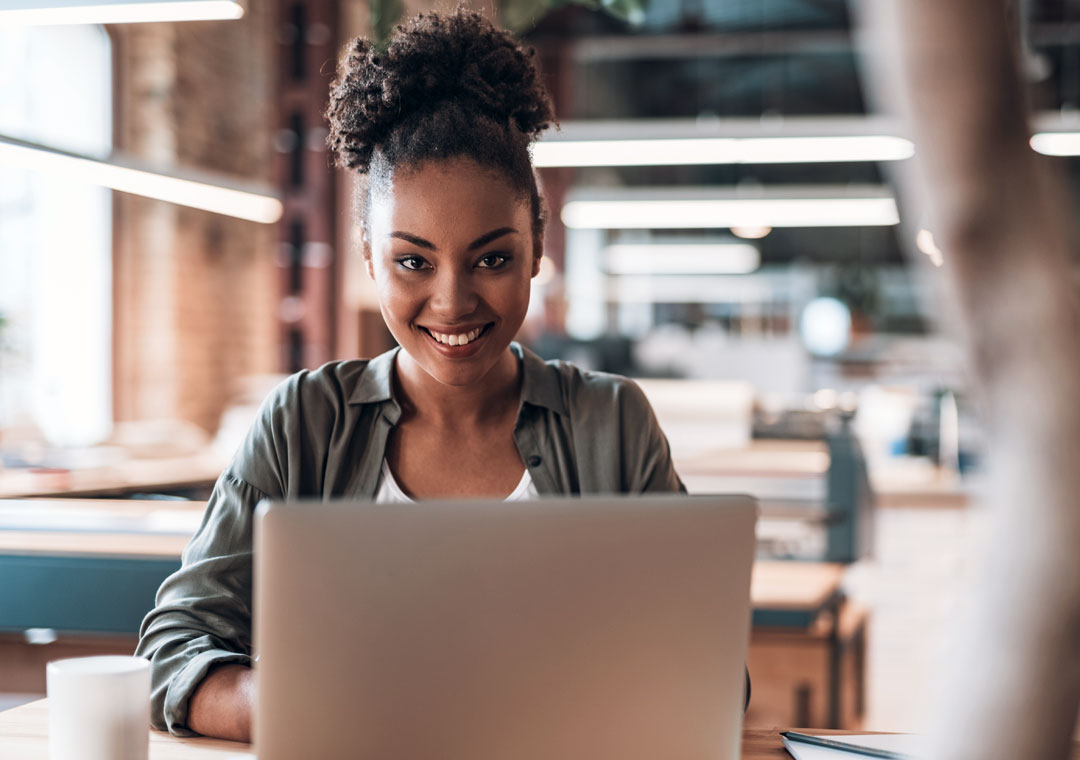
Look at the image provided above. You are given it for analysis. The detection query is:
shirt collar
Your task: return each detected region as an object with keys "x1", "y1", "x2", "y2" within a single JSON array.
[
  {"x1": 347, "y1": 342, "x2": 566, "y2": 417},
  {"x1": 513, "y1": 342, "x2": 567, "y2": 416},
  {"x1": 348, "y1": 345, "x2": 400, "y2": 406}
]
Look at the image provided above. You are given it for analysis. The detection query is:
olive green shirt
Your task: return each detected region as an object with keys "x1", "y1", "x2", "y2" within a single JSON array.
[{"x1": 136, "y1": 342, "x2": 685, "y2": 735}]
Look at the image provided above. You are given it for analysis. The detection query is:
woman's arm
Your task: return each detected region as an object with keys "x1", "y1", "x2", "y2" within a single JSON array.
[
  {"x1": 137, "y1": 374, "x2": 304, "y2": 737},
  {"x1": 136, "y1": 469, "x2": 269, "y2": 736},
  {"x1": 619, "y1": 379, "x2": 686, "y2": 494},
  {"x1": 187, "y1": 664, "x2": 256, "y2": 742}
]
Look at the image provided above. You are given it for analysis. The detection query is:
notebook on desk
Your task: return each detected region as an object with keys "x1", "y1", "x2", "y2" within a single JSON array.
[
  {"x1": 251, "y1": 494, "x2": 758, "y2": 760},
  {"x1": 782, "y1": 732, "x2": 923, "y2": 759}
]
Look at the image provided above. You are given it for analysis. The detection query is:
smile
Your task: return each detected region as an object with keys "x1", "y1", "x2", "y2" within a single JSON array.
[{"x1": 420, "y1": 323, "x2": 493, "y2": 349}]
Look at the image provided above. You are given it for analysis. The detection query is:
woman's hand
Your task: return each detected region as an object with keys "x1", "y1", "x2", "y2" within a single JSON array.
[{"x1": 187, "y1": 663, "x2": 255, "y2": 742}]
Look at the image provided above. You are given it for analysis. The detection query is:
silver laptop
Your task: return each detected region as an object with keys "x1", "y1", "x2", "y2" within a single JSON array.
[{"x1": 252, "y1": 495, "x2": 757, "y2": 760}]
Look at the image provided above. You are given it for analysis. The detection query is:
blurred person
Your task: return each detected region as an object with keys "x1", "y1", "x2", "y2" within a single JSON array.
[
  {"x1": 134, "y1": 9, "x2": 690, "y2": 742},
  {"x1": 861, "y1": 1, "x2": 1080, "y2": 757}
]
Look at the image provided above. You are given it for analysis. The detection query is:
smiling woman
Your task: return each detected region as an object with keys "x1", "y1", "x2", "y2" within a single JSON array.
[
  {"x1": 135, "y1": 7, "x2": 689, "y2": 742},
  {"x1": 365, "y1": 157, "x2": 543, "y2": 499}
]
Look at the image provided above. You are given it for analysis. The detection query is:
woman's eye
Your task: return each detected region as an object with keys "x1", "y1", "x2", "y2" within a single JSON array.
[
  {"x1": 478, "y1": 253, "x2": 509, "y2": 269},
  {"x1": 396, "y1": 255, "x2": 429, "y2": 271}
]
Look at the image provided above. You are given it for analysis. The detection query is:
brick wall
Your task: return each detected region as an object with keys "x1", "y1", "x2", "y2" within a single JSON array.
[{"x1": 111, "y1": 10, "x2": 278, "y2": 434}]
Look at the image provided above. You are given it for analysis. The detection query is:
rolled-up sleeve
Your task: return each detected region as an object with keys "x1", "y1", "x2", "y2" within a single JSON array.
[{"x1": 135, "y1": 470, "x2": 267, "y2": 735}]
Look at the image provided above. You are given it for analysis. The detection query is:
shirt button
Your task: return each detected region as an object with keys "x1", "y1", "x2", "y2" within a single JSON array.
[{"x1": 527, "y1": 455, "x2": 542, "y2": 467}]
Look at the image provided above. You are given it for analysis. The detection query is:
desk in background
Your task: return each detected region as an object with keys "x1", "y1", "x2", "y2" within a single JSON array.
[{"x1": 0, "y1": 453, "x2": 223, "y2": 500}]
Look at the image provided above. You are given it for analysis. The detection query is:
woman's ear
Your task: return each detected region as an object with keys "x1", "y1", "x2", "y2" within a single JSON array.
[{"x1": 531, "y1": 237, "x2": 544, "y2": 277}]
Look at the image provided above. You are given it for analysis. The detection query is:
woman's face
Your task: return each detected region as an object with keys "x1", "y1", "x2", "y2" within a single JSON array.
[{"x1": 366, "y1": 158, "x2": 540, "y2": 388}]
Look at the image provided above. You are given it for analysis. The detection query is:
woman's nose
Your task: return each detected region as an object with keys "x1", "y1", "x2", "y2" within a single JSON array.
[{"x1": 429, "y1": 269, "x2": 479, "y2": 318}]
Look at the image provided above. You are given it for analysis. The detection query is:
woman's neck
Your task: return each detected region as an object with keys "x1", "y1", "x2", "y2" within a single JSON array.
[{"x1": 392, "y1": 347, "x2": 522, "y2": 428}]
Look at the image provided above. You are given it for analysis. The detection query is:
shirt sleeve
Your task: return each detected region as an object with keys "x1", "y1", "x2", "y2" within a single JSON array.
[
  {"x1": 134, "y1": 470, "x2": 266, "y2": 735},
  {"x1": 617, "y1": 379, "x2": 687, "y2": 494}
]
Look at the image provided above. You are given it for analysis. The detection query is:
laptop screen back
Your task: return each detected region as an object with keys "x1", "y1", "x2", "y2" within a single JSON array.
[{"x1": 253, "y1": 495, "x2": 756, "y2": 760}]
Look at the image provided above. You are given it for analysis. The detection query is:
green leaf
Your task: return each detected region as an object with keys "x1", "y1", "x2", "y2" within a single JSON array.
[
  {"x1": 499, "y1": 0, "x2": 554, "y2": 33},
  {"x1": 372, "y1": 0, "x2": 405, "y2": 46},
  {"x1": 500, "y1": 0, "x2": 649, "y2": 33}
]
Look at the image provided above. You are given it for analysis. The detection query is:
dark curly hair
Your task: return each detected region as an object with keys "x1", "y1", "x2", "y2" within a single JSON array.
[{"x1": 325, "y1": 8, "x2": 556, "y2": 252}]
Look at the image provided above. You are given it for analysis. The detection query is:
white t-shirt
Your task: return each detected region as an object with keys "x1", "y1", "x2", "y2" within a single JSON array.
[{"x1": 374, "y1": 459, "x2": 538, "y2": 503}]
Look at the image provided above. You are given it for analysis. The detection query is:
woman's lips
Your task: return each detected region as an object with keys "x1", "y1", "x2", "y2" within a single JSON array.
[{"x1": 419, "y1": 323, "x2": 494, "y2": 357}]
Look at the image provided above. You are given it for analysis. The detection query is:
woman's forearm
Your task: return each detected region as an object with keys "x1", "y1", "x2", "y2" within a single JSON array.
[{"x1": 186, "y1": 663, "x2": 256, "y2": 742}]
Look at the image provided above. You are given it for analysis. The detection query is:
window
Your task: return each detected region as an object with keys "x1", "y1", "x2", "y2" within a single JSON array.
[{"x1": 0, "y1": 24, "x2": 112, "y2": 446}]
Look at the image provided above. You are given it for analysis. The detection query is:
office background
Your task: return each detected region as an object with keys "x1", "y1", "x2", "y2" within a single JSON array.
[{"x1": 2, "y1": 0, "x2": 1077, "y2": 735}]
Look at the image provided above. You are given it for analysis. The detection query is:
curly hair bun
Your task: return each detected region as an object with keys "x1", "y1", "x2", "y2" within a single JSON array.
[{"x1": 327, "y1": 8, "x2": 556, "y2": 172}]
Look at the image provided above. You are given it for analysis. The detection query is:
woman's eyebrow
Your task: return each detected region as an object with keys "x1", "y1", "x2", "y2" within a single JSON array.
[
  {"x1": 389, "y1": 231, "x2": 435, "y2": 249},
  {"x1": 468, "y1": 227, "x2": 518, "y2": 250},
  {"x1": 388, "y1": 228, "x2": 517, "y2": 251}
]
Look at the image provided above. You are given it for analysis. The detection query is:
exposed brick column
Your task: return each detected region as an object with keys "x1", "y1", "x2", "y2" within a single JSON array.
[
  {"x1": 272, "y1": 0, "x2": 340, "y2": 372},
  {"x1": 112, "y1": 9, "x2": 278, "y2": 434}
]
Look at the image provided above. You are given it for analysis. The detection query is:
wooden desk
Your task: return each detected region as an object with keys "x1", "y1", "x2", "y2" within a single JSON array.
[
  {"x1": 0, "y1": 454, "x2": 224, "y2": 500},
  {"x1": 0, "y1": 700, "x2": 245, "y2": 759},
  {"x1": 0, "y1": 699, "x2": 942, "y2": 759},
  {"x1": 749, "y1": 562, "x2": 859, "y2": 731},
  {"x1": 751, "y1": 562, "x2": 846, "y2": 617},
  {"x1": 674, "y1": 438, "x2": 971, "y2": 511},
  {"x1": 0, "y1": 499, "x2": 202, "y2": 558}
]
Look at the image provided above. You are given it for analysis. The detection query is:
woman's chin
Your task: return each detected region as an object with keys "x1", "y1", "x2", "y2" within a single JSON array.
[{"x1": 399, "y1": 341, "x2": 508, "y2": 388}]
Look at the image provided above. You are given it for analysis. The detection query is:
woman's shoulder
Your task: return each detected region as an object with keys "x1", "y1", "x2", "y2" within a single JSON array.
[
  {"x1": 230, "y1": 354, "x2": 395, "y2": 494},
  {"x1": 265, "y1": 359, "x2": 367, "y2": 403},
  {"x1": 260, "y1": 351, "x2": 395, "y2": 417},
  {"x1": 552, "y1": 360, "x2": 642, "y2": 397},
  {"x1": 522, "y1": 347, "x2": 652, "y2": 419}
]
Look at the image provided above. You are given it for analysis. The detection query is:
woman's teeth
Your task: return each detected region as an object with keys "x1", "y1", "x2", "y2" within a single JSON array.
[{"x1": 429, "y1": 327, "x2": 481, "y2": 346}]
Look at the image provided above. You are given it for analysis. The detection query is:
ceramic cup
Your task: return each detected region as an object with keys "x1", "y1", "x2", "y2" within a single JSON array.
[{"x1": 46, "y1": 655, "x2": 150, "y2": 760}]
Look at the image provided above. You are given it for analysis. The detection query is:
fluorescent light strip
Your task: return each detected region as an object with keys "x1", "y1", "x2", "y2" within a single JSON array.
[
  {"x1": 606, "y1": 244, "x2": 760, "y2": 274},
  {"x1": 0, "y1": 138, "x2": 281, "y2": 224},
  {"x1": 563, "y1": 198, "x2": 899, "y2": 230},
  {"x1": 533, "y1": 135, "x2": 914, "y2": 168},
  {"x1": 611, "y1": 275, "x2": 776, "y2": 304},
  {"x1": 1030, "y1": 132, "x2": 1080, "y2": 156},
  {"x1": 0, "y1": 1, "x2": 243, "y2": 25}
]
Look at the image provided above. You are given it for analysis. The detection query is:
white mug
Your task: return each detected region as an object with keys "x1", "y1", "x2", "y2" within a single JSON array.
[{"x1": 46, "y1": 655, "x2": 151, "y2": 760}]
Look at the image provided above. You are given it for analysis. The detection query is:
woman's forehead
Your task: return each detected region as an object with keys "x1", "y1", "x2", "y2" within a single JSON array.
[{"x1": 369, "y1": 159, "x2": 531, "y2": 242}]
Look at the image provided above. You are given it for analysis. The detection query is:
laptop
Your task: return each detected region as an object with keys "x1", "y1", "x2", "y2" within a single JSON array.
[{"x1": 251, "y1": 494, "x2": 757, "y2": 760}]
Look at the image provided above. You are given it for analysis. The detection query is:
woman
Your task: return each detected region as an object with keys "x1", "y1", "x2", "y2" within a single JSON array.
[{"x1": 136, "y1": 8, "x2": 684, "y2": 741}]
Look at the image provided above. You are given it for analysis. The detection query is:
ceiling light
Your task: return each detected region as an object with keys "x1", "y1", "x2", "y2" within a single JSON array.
[
  {"x1": 533, "y1": 117, "x2": 914, "y2": 168},
  {"x1": 0, "y1": 0, "x2": 243, "y2": 25},
  {"x1": 534, "y1": 135, "x2": 913, "y2": 168},
  {"x1": 610, "y1": 275, "x2": 777, "y2": 303},
  {"x1": 0, "y1": 134, "x2": 281, "y2": 224},
  {"x1": 1027, "y1": 114, "x2": 1080, "y2": 156},
  {"x1": 1030, "y1": 132, "x2": 1080, "y2": 156},
  {"x1": 606, "y1": 243, "x2": 760, "y2": 275},
  {"x1": 562, "y1": 187, "x2": 899, "y2": 230},
  {"x1": 731, "y1": 224, "x2": 772, "y2": 239},
  {"x1": 532, "y1": 115, "x2": 1080, "y2": 167}
]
